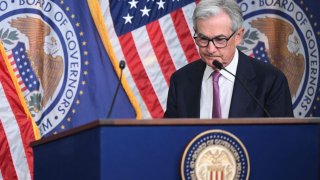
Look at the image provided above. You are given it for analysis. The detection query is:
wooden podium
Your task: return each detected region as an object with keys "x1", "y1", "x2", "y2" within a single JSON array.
[{"x1": 31, "y1": 118, "x2": 320, "y2": 180}]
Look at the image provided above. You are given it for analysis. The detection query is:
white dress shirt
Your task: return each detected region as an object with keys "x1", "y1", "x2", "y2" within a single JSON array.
[{"x1": 200, "y1": 50, "x2": 239, "y2": 118}]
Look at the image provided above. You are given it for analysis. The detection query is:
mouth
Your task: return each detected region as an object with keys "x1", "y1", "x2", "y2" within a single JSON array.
[
  {"x1": 205, "y1": 54, "x2": 222, "y2": 59},
  {"x1": 201, "y1": 54, "x2": 224, "y2": 66}
]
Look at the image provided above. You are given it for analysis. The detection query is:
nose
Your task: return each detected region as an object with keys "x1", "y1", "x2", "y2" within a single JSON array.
[{"x1": 207, "y1": 41, "x2": 218, "y2": 53}]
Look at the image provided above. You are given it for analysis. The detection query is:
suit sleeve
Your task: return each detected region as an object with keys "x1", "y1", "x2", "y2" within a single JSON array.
[{"x1": 163, "y1": 74, "x2": 178, "y2": 118}]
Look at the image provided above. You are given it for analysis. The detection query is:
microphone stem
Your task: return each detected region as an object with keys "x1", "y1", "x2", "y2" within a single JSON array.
[{"x1": 107, "y1": 70, "x2": 123, "y2": 118}]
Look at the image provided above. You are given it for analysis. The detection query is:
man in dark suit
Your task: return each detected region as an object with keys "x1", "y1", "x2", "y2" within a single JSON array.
[{"x1": 164, "y1": 0, "x2": 293, "y2": 118}]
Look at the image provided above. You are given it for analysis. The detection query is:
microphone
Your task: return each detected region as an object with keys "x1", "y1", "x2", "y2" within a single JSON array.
[
  {"x1": 107, "y1": 60, "x2": 126, "y2": 118},
  {"x1": 212, "y1": 60, "x2": 271, "y2": 117}
]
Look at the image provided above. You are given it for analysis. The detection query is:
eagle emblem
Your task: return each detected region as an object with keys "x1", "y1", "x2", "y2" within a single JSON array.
[
  {"x1": 9, "y1": 16, "x2": 64, "y2": 111},
  {"x1": 196, "y1": 149, "x2": 236, "y2": 180},
  {"x1": 249, "y1": 17, "x2": 305, "y2": 97}
]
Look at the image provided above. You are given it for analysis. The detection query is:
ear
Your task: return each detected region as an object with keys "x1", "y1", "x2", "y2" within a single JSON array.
[{"x1": 235, "y1": 27, "x2": 244, "y2": 45}]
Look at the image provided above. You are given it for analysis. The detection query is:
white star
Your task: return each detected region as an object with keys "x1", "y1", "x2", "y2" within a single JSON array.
[
  {"x1": 123, "y1": 13, "x2": 133, "y2": 24},
  {"x1": 140, "y1": 6, "x2": 151, "y2": 17},
  {"x1": 156, "y1": 0, "x2": 165, "y2": 9},
  {"x1": 128, "y1": 0, "x2": 138, "y2": 9}
]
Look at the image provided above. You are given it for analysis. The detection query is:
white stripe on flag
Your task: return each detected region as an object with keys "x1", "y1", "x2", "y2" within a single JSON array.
[
  {"x1": 0, "y1": 83, "x2": 31, "y2": 180},
  {"x1": 159, "y1": 14, "x2": 188, "y2": 70},
  {"x1": 132, "y1": 27, "x2": 168, "y2": 110},
  {"x1": 182, "y1": 3, "x2": 197, "y2": 37},
  {"x1": 182, "y1": 3, "x2": 200, "y2": 59}
]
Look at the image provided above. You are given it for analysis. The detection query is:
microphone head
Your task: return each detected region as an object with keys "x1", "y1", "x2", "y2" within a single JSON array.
[
  {"x1": 212, "y1": 60, "x2": 223, "y2": 70},
  {"x1": 119, "y1": 60, "x2": 126, "y2": 69}
]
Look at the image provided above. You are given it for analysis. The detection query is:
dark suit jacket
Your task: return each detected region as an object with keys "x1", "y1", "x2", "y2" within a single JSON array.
[{"x1": 164, "y1": 50, "x2": 294, "y2": 118}]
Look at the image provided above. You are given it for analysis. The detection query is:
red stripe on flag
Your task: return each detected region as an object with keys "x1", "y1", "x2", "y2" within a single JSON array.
[
  {"x1": 10, "y1": 61, "x2": 15, "y2": 66},
  {"x1": 0, "y1": 121, "x2": 18, "y2": 180},
  {"x1": 21, "y1": 87, "x2": 27, "y2": 92},
  {"x1": 7, "y1": 54, "x2": 13, "y2": 59},
  {"x1": 12, "y1": 68, "x2": 18, "y2": 72},
  {"x1": 171, "y1": 9, "x2": 200, "y2": 63},
  {"x1": 118, "y1": 33, "x2": 164, "y2": 118},
  {"x1": 146, "y1": 21, "x2": 176, "y2": 85},
  {"x1": 222, "y1": 170, "x2": 224, "y2": 180}
]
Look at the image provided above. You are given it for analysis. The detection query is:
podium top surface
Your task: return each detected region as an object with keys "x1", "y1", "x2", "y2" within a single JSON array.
[{"x1": 31, "y1": 118, "x2": 320, "y2": 146}]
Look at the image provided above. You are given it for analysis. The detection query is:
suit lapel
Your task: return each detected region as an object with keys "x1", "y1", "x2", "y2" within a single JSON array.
[{"x1": 229, "y1": 51, "x2": 257, "y2": 117}]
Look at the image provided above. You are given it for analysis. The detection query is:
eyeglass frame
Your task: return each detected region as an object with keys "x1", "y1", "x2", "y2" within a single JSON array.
[{"x1": 193, "y1": 30, "x2": 238, "y2": 48}]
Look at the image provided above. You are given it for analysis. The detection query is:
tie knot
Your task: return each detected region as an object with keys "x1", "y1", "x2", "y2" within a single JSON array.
[{"x1": 212, "y1": 71, "x2": 221, "y2": 82}]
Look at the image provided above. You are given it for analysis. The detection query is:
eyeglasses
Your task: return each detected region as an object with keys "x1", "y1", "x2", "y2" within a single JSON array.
[{"x1": 193, "y1": 30, "x2": 237, "y2": 48}]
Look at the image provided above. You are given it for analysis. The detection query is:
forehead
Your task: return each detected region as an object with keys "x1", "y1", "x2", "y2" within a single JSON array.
[{"x1": 195, "y1": 12, "x2": 232, "y2": 36}]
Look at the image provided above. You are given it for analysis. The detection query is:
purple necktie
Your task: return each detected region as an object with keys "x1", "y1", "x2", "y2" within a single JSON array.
[{"x1": 212, "y1": 71, "x2": 221, "y2": 118}]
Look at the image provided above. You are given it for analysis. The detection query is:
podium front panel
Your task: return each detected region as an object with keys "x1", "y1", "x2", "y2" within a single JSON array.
[{"x1": 32, "y1": 119, "x2": 320, "y2": 180}]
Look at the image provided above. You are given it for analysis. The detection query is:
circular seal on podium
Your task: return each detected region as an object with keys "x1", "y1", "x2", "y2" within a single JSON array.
[{"x1": 181, "y1": 129, "x2": 250, "y2": 180}]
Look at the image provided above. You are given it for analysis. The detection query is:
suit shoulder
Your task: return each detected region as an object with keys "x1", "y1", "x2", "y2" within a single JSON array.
[
  {"x1": 242, "y1": 53, "x2": 283, "y2": 74},
  {"x1": 249, "y1": 58, "x2": 287, "y2": 81},
  {"x1": 171, "y1": 59, "x2": 205, "y2": 77},
  {"x1": 238, "y1": 50, "x2": 287, "y2": 82},
  {"x1": 256, "y1": 59, "x2": 283, "y2": 73}
]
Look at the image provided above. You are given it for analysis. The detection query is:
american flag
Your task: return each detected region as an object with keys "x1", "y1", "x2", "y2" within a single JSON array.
[
  {"x1": 100, "y1": 0, "x2": 200, "y2": 118},
  {"x1": 7, "y1": 42, "x2": 40, "y2": 96},
  {"x1": 0, "y1": 42, "x2": 38, "y2": 180}
]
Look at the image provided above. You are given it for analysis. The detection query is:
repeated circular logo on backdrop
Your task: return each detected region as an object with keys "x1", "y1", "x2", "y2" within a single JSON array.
[
  {"x1": 181, "y1": 129, "x2": 250, "y2": 180},
  {"x1": 238, "y1": 0, "x2": 319, "y2": 117}
]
